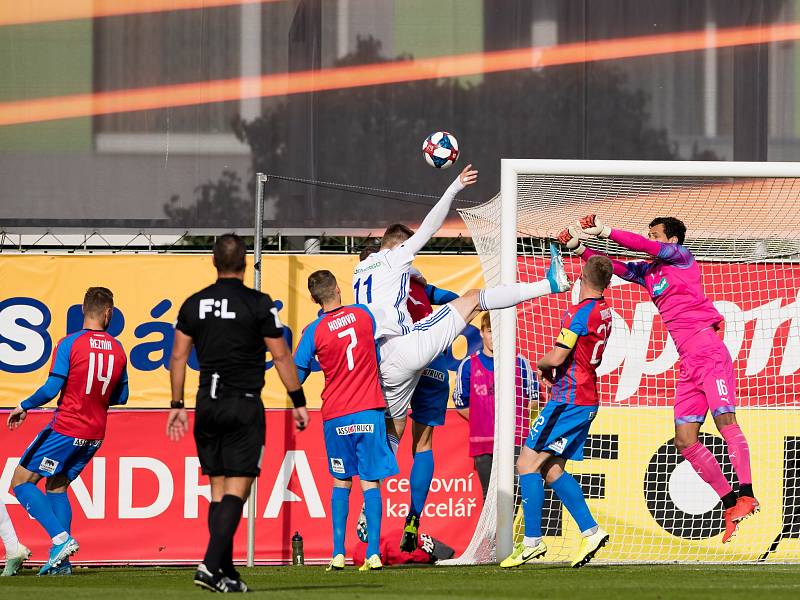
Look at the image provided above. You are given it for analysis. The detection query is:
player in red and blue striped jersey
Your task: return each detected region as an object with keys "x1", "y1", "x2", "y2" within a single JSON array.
[
  {"x1": 7, "y1": 287, "x2": 128, "y2": 576},
  {"x1": 397, "y1": 275, "x2": 459, "y2": 552},
  {"x1": 500, "y1": 256, "x2": 613, "y2": 570},
  {"x1": 294, "y1": 270, "x2": 398, "y2": 572}
]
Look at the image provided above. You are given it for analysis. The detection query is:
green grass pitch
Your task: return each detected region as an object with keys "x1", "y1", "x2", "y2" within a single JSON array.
[{"x1": 4, "y1": 564, "x2": 800, "y2": 599}]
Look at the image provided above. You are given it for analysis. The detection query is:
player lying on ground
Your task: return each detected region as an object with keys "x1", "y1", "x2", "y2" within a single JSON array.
[
  {"x1": 560, "y1": 215, "x2": 757, "y2": 543},
  {"x1": 7, "y1": 287, "x2": 128, "y2": 576},
  {"x1": 294, "y1": 270, "x2": 400, "y2": 571},
  {"x1": 352, "y1": 162, "x2": 570, "y2": 459},
  {"x1": 501, "y1": 256, "x2": 613, "y2": 570},
  {"x1": 0, "y1": 500, "x2": 30, "y2": 576},
  {"x1": 351, "y1": 529, "x2": 455, "y2": 566}
]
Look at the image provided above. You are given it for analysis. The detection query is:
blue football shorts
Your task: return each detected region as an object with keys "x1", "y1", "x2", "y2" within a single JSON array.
[
  {"x1": 19, "y1": 425, "x2": 102, "y2": 481},
  {"x1": 323, "y1": 409, "x2": 399, "y2": 481},
  {"x1": 525, "y1": 401, "x2": 597, "y2": 461},
  {"x1": 409, "y1": 353, "x2": 450, "y2": 427}
]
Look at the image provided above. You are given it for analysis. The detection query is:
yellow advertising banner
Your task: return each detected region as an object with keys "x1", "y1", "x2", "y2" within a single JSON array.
[{"x1": 0, "y1": 254, "x2": 485, "y2": 408}]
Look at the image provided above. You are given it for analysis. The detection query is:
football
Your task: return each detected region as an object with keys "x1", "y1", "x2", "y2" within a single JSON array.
[{"x1": 422, "y1": 131, "x2": 459, "y2": 169}]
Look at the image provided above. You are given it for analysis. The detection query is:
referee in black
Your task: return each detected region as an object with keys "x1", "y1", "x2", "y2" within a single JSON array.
[{"x1": 166, "y1": 234, "x2": 308, "y2": 592}]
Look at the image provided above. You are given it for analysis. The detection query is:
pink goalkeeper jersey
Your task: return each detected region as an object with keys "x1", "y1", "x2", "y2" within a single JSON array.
[{"x1": 584, "y1": 229, "x2": 722, "y2": 354}]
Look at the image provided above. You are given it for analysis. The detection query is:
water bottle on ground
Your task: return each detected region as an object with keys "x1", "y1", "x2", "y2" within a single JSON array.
[{"x1": 291, "y1": 531, "x2": 304, "y2": 565}]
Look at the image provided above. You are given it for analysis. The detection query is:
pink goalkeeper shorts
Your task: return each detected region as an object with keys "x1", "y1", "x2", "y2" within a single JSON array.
[{"x1": 674, "y1": 327, "x2": 736, "y2": 425}]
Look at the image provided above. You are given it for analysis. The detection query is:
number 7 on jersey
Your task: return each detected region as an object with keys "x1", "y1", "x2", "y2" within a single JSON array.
[{"x1": 337, "y1": 327, "x2": 357, "y2": 370}]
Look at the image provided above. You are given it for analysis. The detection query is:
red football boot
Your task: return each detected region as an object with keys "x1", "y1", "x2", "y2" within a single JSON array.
[
  {"x1": 731, "y1": 496, "x2": 760, "y2": 522},
  {"x1": 722, "y1": 505, "x2": 738, "y2": 544},
  {"x1": 722, "y1": 496, "x2": 760, "y2": 543}
]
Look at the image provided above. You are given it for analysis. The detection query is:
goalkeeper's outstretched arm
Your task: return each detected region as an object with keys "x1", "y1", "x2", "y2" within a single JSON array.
[
  {"x1": 558, "y1": 226, "x2": 638, "y2": 282},
  {"x1": 402, "y1": 164, "x2": 478, "y2": 256},
  {"x1": 580, "y1": 215, "x2": 692, "y2": 267}
]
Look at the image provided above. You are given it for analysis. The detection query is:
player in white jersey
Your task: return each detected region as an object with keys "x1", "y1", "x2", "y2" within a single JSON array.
[
  {"x1": 352, "y1": 167, "x2": 475, "y2": 339},
  {"x1": 353, "y1": 165, "x2": 571, "y2": 445}
]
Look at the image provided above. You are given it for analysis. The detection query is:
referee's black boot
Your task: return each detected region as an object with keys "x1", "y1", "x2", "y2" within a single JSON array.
[
  {"x1": 220, "y1": 574, "x2": 249, "y2": 593},
  {"x1": 194, "y1": 563, "x2": 232, "y2": 592}
]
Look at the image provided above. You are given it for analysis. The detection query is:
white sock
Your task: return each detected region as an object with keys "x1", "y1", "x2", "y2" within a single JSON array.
[
  {"x1": 523, "y1": 535, "x2": 542, "y2": 547},
  {"x1": 581, "y1": 525, "x2": 599, "y2": 538},
  {"x1": 0, "y1": 502, "x2": 19, "y2": 556},
  {"x1": 387, "y1": 434, "x2": 400, "y2": 455},
  {"x1": 51, "y1": 531, "x2": 69, "y2": 545},
  {"x1": 478, "y1": 280, "x2": 552, "y2": 311}
]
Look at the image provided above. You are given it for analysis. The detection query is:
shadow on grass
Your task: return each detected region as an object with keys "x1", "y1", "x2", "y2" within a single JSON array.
[{"x1": 247, "y1": 584, "x2": 382, "y2": 593}]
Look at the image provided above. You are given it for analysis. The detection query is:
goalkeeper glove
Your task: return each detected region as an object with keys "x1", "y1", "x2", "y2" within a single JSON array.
[
  {"x1": 579, "y1": 214, "x2": 611, "y2": 238},
  {"x1": 557, "y1": 226, "x2": 586, "y2": 255}
]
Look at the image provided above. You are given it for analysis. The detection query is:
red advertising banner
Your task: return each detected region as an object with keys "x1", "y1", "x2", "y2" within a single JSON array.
[
  {"x1": 0, "y1": 410, "x2": 480, "y2": 564},
  {"x1": 518, "y1": 257, "x2": 800, "y2": 408}
]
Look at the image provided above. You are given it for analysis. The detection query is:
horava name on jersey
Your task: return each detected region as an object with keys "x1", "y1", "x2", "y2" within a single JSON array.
[
  {"x1": 327, "y1": 312, "x2": 356, "y2": 332},
  {"x1": 335, "y1": 423, "x2": 374, "y2": 436},
  {"x1": 90, "y1": 337, "x2": 112, "y2": 351}
]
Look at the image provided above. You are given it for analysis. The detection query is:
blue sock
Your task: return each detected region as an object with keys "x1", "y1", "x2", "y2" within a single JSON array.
[
  {"x1": 331, "y1": 487, "x2": 350, "y2": 557},
  {"x1": 409, "y1": 450, "x2": 434, "y2": 519},
  {"x1": 550, "y1": 472, "x2": 597, "y2": 533},
  {"x1": 520, "y1": 473, "x2": 544, "y2": 538},
  {"x1": 47, "y1": 491, "x2": 73, "y2": 534},
  {"x1": 14, "y1": 483, "x2": 67, "y2": 540},
  {"x1": 363, "y1": 488, "x2": 382, "y2": 558}
]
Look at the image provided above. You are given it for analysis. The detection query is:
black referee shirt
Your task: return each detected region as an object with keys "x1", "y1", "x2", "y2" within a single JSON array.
[{"x1": 176, "y1": 278, "x2": 283, "y2": 391}]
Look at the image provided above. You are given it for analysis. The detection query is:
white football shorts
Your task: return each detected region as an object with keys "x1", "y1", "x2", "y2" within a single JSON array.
[{"x1": 379, "y1": 305, "x2": 467, "y2": 420}]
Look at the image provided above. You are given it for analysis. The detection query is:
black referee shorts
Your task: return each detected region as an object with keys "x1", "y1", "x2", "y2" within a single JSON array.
[{"x1": 194, "y1": 387, "x2": 265, "y2": 478}]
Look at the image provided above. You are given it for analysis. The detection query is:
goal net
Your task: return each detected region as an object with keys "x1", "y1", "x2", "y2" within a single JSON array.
[{"x1": 449, "y1": 160, "x2": 800, "y2": 564}]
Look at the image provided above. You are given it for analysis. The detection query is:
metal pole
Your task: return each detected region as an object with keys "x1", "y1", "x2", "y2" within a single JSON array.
[
  {"x1": 496, "y1": 160, "x2": 519, "y2": 561},
  {"x1": 254, "y1": 174, "x2": 266, "y2": 290},
  {"x1": 248, "y1": 173, "x2": 266, "y2": 567}
]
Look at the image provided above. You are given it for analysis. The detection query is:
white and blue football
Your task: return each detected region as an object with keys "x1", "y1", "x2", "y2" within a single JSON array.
[{"x1": 422, "y1": 131, "x2": 459, "y2": 169}]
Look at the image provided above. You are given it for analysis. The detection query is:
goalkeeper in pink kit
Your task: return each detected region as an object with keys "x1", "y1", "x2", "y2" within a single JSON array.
[{"x1": 559, "y1": 215, "x2": 757, "y2": 543}]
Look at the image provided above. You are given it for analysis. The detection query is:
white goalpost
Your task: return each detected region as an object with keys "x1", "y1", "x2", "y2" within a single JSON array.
[{"x1": 452, "y1": 159, "x2": 800, "y2": 564}]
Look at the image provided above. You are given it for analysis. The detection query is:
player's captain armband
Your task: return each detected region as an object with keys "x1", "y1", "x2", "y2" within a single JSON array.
[{"x1": 555, "y1": 328, "x2": 578, "y2": 350}]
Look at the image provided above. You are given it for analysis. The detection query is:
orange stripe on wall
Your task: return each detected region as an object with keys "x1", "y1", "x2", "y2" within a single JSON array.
[
  {"x1": 0, "y1": 22, "x2": 794, "y2": 127},
  {"x1": 0, "y1": 0, "x2": 281, "y2": 26}
]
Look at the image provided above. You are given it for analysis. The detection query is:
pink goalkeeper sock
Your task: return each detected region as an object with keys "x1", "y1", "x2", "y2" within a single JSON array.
[
  {"x1": 719, "y1": 423, "x2": 752, "y2": 486},
  {"x1": 680, "y1": 441, "x2": 733, "y2": 498}
]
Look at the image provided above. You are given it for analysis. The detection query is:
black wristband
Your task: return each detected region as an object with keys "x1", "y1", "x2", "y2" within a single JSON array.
[
  {"x1": 170, "y1": 400, "x2": 185, "y2": 409},
  {"x1": 288, "y1": 388, "x2": 306, "y2": 409}
]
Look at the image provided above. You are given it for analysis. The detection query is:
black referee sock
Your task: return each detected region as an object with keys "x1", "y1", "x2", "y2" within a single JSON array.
[
  {"x1": 204, "y1": 495, "x2": 245, "y2": 575},
  {"x1": 207, "y1": 502, "x2": 237, "y2": 578},
  {"x1": 208, "y1": 501, "x2": 220, "y2": 532}
]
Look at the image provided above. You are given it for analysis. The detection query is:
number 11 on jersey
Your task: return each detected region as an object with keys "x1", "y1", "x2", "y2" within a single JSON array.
[{"x1": 354, "y1": 274, "x2": 373, "y2": 304}]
